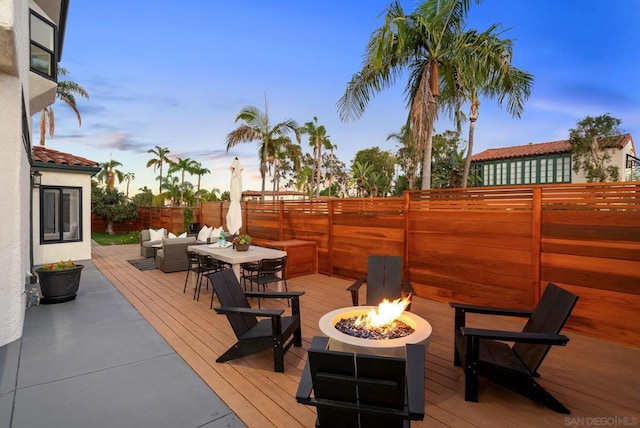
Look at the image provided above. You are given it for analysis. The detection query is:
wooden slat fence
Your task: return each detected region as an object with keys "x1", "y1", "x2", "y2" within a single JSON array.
[{"x1": 122, "y1": 182, "x2": 639, "y2": 347}]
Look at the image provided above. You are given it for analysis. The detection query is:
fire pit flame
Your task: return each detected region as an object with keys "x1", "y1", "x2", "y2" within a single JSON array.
[{"x1": 354, "y1": 295, "x2": 411, "y2": 328}]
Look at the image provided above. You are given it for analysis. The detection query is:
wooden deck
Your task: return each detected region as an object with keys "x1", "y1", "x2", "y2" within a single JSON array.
[{"x1": 92, "y1": 244, "x2": 640, "y2": 427}]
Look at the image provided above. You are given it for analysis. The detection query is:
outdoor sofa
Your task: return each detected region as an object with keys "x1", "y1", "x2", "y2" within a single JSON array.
[
  {"x1": 156, "y1": 236, "x2": 197, "y2": 273},
  {"x1": 140, "y1": 228, "x2": 167, "y2": 257}
]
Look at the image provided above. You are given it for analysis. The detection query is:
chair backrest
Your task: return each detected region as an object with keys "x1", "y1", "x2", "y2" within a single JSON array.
[
  {"x1": 258, "y1": 256, "x2": 287, "y2": 277},
  {"x1": 198, "y1": 254, "x2": 217, "y2": 269},
  {"x1": 308, "y1": 347, "x2": 408, "y2": 428},
  {"x1": 207, "y1": 269, "x2": 257, "y2": 337},
  {"x1": 185, "y1": 250, "x2": 199, "y2": 267},
  {"x1": 514, "y1": 283, "x2": 579, "y2": 373},
  {"x1": 366, "y1": 255, "x2": 403, "y2": 306}
]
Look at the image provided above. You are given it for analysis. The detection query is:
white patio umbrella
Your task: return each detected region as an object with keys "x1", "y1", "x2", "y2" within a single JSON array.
[{"x1": 226, "y1": 157, "x2": 243, "y2": 235}]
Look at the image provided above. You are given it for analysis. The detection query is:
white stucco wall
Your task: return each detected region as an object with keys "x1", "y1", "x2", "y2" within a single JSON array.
[
  {"x1": 0, "y1": 0, "x2": 29, "y2": 348},
  {"x1": 32, "y1": 170, "x2": 94, "y2": 265},
  {"x1": 572, "y1": 144, "x2": 634, "y2": 183}
]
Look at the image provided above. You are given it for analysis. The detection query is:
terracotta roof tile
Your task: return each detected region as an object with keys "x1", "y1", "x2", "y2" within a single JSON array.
[
  {"x1": 32, "y1": 145, "x2": 99, "y2": 167},
  {"x1": 471, "y1": 134, "x2": 632, "y2": 162}
]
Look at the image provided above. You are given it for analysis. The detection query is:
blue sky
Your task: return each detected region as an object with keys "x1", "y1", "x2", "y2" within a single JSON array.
[{"x1": 43, "y1": 0, "x2": 640, "y2": 195}]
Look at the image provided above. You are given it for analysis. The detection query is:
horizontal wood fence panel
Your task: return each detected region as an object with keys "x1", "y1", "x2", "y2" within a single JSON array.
[
  {"x1": 412, "y1": 249, "x2": 532, "y2": 289},
  {"x1": 543, "y1": 210, "x2": 640, "y2": 227},
  {"x1": 543, "y1": 223, "x2": 640, "y2": 242},
  {"x1": 541, "y1": 266, "x2": 639, "y2": 296},
  {"x1": 411, "y1": 273, "x2": 534, "y2": 307},
  {"x1": 542, "y1": 238, "x2": 640, "y2": 261},
  {"x1": 551, "y1": 282, "x2": 640, "y2": 345},
  {"x1": 409, "y1": 210, "x2": 533, "y2": 236},
  {"x1": 105, "y1": 182, "x2": 638, "y2": 347}
]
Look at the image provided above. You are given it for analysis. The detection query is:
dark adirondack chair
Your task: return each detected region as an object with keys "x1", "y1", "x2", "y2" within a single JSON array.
[
  {"x1": 296, "y1": 336, "x2": 425, "y2": 428},
  {"x1": 206, "y1": 268, "x2": 304, "y2": 373},
  {"x1": 449, "y1": 283, "x2": 579, "y2": 414},
  {"x1": 347, "y1": 255, "x2": 414, "y2": 309}
]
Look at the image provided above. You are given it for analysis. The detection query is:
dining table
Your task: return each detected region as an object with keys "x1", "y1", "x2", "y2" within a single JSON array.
[{"x1": 187, "y1": 243, "x2": 287, "y2": 290}]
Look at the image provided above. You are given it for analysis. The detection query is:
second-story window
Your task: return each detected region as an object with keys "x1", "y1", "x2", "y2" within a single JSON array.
[{"x1": 30, "y1": 11, "x2": 57, "y2": 80}]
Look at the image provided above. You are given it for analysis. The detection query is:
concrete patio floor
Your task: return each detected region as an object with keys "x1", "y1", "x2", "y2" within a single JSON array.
[{"x1": 2, "y1": 260, "x2": 244, "y2": 428}]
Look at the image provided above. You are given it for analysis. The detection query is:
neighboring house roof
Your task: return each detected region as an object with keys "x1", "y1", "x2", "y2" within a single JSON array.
[
  {"x1": 32, "y1": 145, "x2": 100, "y2": 174},
  {"x1": 471, "y1": 134, "x2": 633, "y2": 162}
]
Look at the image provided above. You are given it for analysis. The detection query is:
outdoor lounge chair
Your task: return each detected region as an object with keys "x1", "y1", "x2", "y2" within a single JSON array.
[
  {"x1": 449, "y1": 282, "x2": 579, "y2": 414},
  {"x1": 206, "y1": 268, "x2": 304, "y2": 373},
  {"x1": 347, "y1": 255, "x2": 414, "y2": 309},
  {"x1": 296, "y1": 336, "x2": 425, "y2": 427}
]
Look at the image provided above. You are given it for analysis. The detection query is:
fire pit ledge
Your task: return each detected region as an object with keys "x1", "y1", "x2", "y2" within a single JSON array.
[{"x1": 319, "y1": 306, "x2": 432, "y2": 358}]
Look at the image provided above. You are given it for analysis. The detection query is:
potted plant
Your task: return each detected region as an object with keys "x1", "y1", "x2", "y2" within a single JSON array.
[
  {"x1": 232, "y1": 234, "x2": 252, "y2": 251},
  {"x1": 35, "y1": 260, "x2": 84, "y2": 304}
]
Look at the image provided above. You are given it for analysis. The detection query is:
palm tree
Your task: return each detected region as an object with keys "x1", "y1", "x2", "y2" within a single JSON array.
[
  {"x1": 351, "y1": 160, "x2": 373, "y2": 197},
  {"x1": 123, "y1": 172, "x2": 135, "y2": 199},
  {"x1": 442, "y1": 31, "x2": 533, "y2": 187},
  {"x1": 160, "y1": 175, "x2": 181, "y2": 206},
  {"x1": 96, "y1": 159, "x2": 124, "y2": 189},
  {"x1": 300, "y1": 117, "x2": 332, "y2": 198},
  {"x1": 39, "y1": 66, "x2": 89, "y2": 145},
  {"x1": 146, "y1": 146, "x2": 171, "y2": 196},
  {"x1": 191, "y1": 161, "x2": 211, "y2": 206},
  {"x1": 168, "y1": 157, "x2": 197, "y2": 206},
  {"x1": 338, "y1": 0, "x2": 511, "y2": 190},
  {"x1": 387, "y1": 125, "x2": 419, "y2": 190},
  {"x1": 270, "y1": 135, "x2": 302, "y2": 194},
  {"x1": 226, "y1": 99, "x2": 299, "y2": 199}
]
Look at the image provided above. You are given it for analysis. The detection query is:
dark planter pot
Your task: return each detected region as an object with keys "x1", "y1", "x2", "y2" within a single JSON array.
[
  {"x1": 235, "y1": 243, "x2": 250, "y2": 252},
  {"x1": 36, "y1": 264, "x2": 84, "y2": 304}
]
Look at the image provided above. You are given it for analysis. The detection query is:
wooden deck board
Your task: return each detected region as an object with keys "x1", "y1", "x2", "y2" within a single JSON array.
[{"x1": 92, "y1": 244, "x2": 640, "y2": 427}]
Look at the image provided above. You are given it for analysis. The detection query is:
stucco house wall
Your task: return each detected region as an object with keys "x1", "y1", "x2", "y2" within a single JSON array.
[
  {"x1": 0, "y1": 0, "x2": 68, "y2": 348},
  {"x1": 0, "y1": 1, "x2": 33, "y2": 348},
  {"x1": 32, "y1": 170, "x2": 95, "y2": 265}
]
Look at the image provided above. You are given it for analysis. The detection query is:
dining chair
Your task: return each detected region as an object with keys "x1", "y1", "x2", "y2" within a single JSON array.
[{"x1": 245, "y1": 256, "x2": 288, "y2": 293}]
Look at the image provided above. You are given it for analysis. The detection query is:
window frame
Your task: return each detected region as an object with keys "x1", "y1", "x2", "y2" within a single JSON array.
[
  {"x1": 29, "y1": 9, "x2": 58, "y2": 80},
  {"x1": 475, "y1": 154, "x2": 572, "y2": 186},
  {"x1": 39, "y1": 186, "x2": 82, "y2": 244}
]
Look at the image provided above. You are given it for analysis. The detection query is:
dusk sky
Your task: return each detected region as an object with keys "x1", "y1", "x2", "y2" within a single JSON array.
[{"x1": 41, "y1": 0, "x2": 640, "y2": 195}]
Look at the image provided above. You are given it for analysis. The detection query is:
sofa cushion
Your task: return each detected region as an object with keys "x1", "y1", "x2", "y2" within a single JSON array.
[
  {"x1": 149, "y1": 228, "x2": 165, "y2": 241},
  {"x1": 162, "y1": 236, "x2": 196, "y2": 246},
  {"x1": 210, "y1": 226, "x2": 224, "y2": 242},
  {"x1": 197, "y1": 225, "x2": 212, "y2": 243}
]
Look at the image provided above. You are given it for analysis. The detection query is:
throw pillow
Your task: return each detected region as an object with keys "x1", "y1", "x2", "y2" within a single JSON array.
[
  {"x1": 197, "y1": 225, "x2": 212, "y2": 242},
  {"x1": 168, "y1": 232, "x2": 177, "y2": 239},
  {"x1": 210, "y1": 226, "x2": 224, "y2": 241},
  {"x1": 149, "y1": 228, "x2": 165, "y2": 241},
  {"x1": 178, "y1": 232, "x2": 187, "y2": 238}
]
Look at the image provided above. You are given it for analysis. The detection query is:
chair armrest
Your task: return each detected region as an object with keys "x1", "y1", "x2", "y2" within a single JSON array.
[
  {"x1": 401, "y1": 279, "x2": 415, "y2": 295},
  {"x1": 405, "y1": 343, "x2": 425, "y2": 420},
  {"x1": 213, "y1": 306, "x2": 284, "y2": 318},
  {"x1": 296, "y1": 336, "x2": 329, "y2": 403},
  {"x1": 450, "y1": 302, "x2": 533, "y2": 317},
  {"x1": 347, "y1": 278, "x2": 366, "y2": 306},
  {"x1": 347, "y1": 278, "x2": 366, "y2": 292},
  {"x1": 245, "y1": 291, "x2": 304, "y2": 299},
  {"x1": 310, "y1": 335, "x2": 330, "y2": 350},
  {"x1": 460, "y1": 327, "x2": 570, "y2": 345}
]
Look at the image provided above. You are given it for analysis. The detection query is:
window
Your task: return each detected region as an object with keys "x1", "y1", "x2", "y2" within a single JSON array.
[
  {"x1": 556, "y1": 155, "x2": 571, "y2": 183},
  {"x1": 510, "y1": 160, "x2": 522, "y2": 185},
  {"x1": 41, "y1": 187, "x2": 81, "y2": 242},
  {"x1": 22, "y1": 92, "x2": 31, "y2": 155},
  {"x1": 474, "y1": 154, "x2": 570, "y2": 186},
  {"x1": 30, "y1": 10, "x2": 57, "y2": 79}
]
